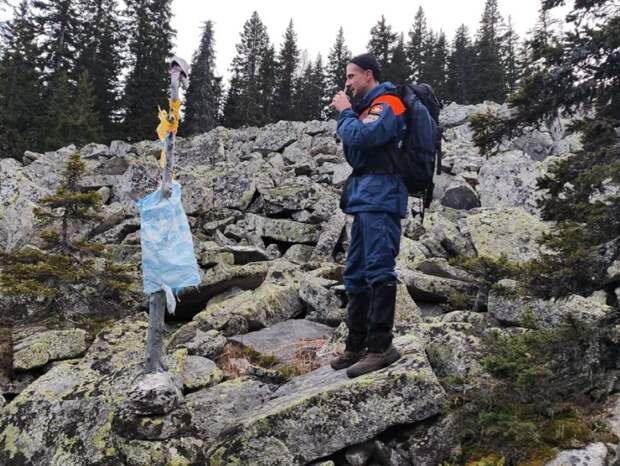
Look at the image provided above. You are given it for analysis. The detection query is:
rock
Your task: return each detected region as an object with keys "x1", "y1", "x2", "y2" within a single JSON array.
[
  {"x1": 509, "y1": 129, "x2": 554, "y2": 160},
  {"x1": 488, "y1": 279, "x2": 614, "y2": 329},
  {"x1": 397, "y1": 236, "x2": 429, "y2": 270},
  {"x1": 418, "y1": 209, "x2": 476, "y2": 258},
  {"x1": 0, "y1": 394, "x2": 5, "y2": 409},
  {"x1": 299, "y1": 274, "x2": 345, "y2": 326},
  {"x1": 127, "y1": 371, "x2": 184, "y2": 416},
  {"x1": 80, "y1": 143, "x2": 110, "y2": 159},
  {"x1": 246, "y1": 213, "x2": 321, "y2": 244},
  {"x1": 399, "y1": 268, "x2": 478, "y2": 304},
  {"x1": 426, "y1": 330, "x2": 483, "y2": 377},
  {"x1": 109, "y1": 140, "x2": 135, "y2": 157},
  {"x1": 345, "y1": 441, "x2": 374, "y2": 465},
  {"x1": 416, "y1": 258, "x2": 477, "y2": 283},
  {"x1": 464, "y1": 207, "x2": 550, "y2": 261},
  {"x1": 206, "y1": 334, "x2": 446, "y2": 465},
  {"x1": 182, "y1": 355, "x2": 224, "y2": 391},
  {"x1": 440, "y1": 179, "x2": 480, "y2": 210},
  {"x1": 478, "y1": 150, "x2": 549, "y2": 215},
  {"x1": 253, "y1": 121, "x2": 306, "y2": 154},
  {"x1": 544, "y1": 442, "x2": 614, "y2": 466},
  {"x1": 169, "y1": 326, "x2": 228, "y2": 360},
  {"x1": 195, "y1": 269, "x2": 304, "y2": 335},
  {"x1": 22, "y1": 151, "x2": 41, "y2": 165},
  {"x1": 97, "y1": 186, "x2": 111, "y2": 204},
  {"x1": 310, "y1": 210, "x2": 346, "y2": 261},
  {"x1": 0, "y1": 158, "x2": 50, "y2": 250},
  {"x1": 229, "y1": 320, "x2": 334, "y2": 365},
  {"x1": 284, "y1": 244, "x2": 315, "y2": 263},
  {"x1": 402, "y1": 411, "x2": 462, "y2": 466},
  {"x1": 118, "y1": 437, "x2": 206, "y2": 466},
  {"x1": 13, "y1": 329, "x2": 87, "y2": 371},
  {"x1": 394, "y1": 282, "x2": 423, "y2": 335}
]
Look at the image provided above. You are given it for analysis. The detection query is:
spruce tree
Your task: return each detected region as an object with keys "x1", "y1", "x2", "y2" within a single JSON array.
[
  {"x1": 0, "y1": 152, "x2": 135, "y2": 314},
  {"x1": 274, "y1": 20, "x2": 299, "y2": 121},
  {"x1": 471, "y1": 0, "x2": 506, "y2": 103},
  {"x1": 122, "y1": 0, "x2": 174, "y2": 141},
  {"x1": 222, "y1": 11, "x2": 271, "y2": 127},
  {"x1": 406, "y1": 7, "x2": 428, "y2": 82},
  {"x1": 502, "y1": 16, "x2": 521, "y2": 96},
  {"x1": 367, "y1": 15, "x2": 397, "y2": 77},
  {"x1": 256, "y1": 44, "x2": 277, "y2": 126},
  {"x1": 0, "y1": 0, "x2": 44, "y2": 160},
  {"x1": 470, "y1": 0, "x2": 619, "y2": 297},
  {"x1": 184, "y1": 20, "x2": 222, "y2": 135},
  {"x1": 325, "y1": 27, "x2": 351, "y2": 98},
  {"x1": 419, "y1": 30, "x2": 436, "y2": 84},
  {"x1": 74, "y1": 0, "x2": 125, "y2": 140},
  {"x1": 423, "y1": 31, "x2": 448, "y2": 99},
  {"x1": 386, "y1": 33, "x2": 408, "y2": 85},
  {"x1": 294, "y1": 54, "x2": 327, "y2": 121},
  {"x1": 446, "y1": 25, "x2": 474, "y2": 104}
]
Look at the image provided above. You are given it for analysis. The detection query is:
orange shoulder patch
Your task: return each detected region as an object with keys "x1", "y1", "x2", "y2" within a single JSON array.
[{"x1": 371, "y1": 95, "x2": 406, "y2": 116}]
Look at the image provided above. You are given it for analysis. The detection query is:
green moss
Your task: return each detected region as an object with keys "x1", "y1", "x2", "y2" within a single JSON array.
[{"x1": 0, "y1": 425, "x2": 20, "y2": 459}]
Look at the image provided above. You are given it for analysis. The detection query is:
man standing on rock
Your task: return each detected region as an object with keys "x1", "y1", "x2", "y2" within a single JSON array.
[{"x1": 329, "y1": 53, "x2": 407, "y2": 378}]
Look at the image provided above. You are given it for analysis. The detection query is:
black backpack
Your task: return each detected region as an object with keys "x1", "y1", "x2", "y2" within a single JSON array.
[{"x1": 389, "y1": 83, "x2": 444, "y2": 217}]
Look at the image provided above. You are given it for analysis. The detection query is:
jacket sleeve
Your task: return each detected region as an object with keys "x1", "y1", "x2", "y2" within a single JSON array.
[{"x1": 336, "y1": 103, "x2": 402, "y2": 149}]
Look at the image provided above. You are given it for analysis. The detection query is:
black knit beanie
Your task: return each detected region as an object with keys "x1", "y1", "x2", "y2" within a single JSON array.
[{"x1": 349, "y1": 53, "x2": 381, "y2": 80}]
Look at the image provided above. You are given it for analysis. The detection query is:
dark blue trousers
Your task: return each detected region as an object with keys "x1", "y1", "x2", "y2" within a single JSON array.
[{"x1": 343, "y1": 211, "x2": 401, "y2": 294}]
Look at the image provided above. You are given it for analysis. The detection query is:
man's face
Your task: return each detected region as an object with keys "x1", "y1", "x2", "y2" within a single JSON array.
[{"x1": 345, "y1": 63, "x2": 374, "y2": 99}]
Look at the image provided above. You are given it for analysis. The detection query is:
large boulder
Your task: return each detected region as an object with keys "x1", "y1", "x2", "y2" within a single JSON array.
[
  {"x1": 206, "y1": 334, "x2": 446, "y2": 465},
  {"x1": 13, "y1": 329, "x2": 87, "y2": 371},
  {"x1": 464, "y1": 207, "x2": 550, "y2": 261}
]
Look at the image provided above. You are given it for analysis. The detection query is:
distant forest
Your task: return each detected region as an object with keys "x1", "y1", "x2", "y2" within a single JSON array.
[{"x1": 0, "y1": 0, "x2": 557, "y2": 159}]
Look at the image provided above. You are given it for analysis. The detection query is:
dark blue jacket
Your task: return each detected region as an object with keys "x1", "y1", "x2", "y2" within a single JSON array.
[{"x1": 337, "y1": 82, "x2": 408, "y2": 218}]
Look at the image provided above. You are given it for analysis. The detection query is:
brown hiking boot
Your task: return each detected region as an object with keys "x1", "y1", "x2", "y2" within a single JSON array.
[
  {"x1": 330, "y1": 350, "x2": 365, "y2": 370},
  {"x1": 345, "y1": 344, "x2": 401, "y2": 378}
]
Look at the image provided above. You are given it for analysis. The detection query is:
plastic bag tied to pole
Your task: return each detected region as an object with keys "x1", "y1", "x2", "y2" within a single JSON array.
[{"x1": 136, "y1": 181, "x2": 200, "y2": 314}]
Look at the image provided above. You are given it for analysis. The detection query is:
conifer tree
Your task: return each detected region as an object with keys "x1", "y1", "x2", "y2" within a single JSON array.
[
  {"x1": 419, "y1": 30, "x2": 436, "y2": 84},
  {"x1": 502, "y1": 16, "x2": 521, "y2": 96},
  {"x1": 122, "y1": 0, "x2": 174, "y2": 141},
  {"x1": 222, "y1": 11, "x2": 271, "y2": 127},
  {"x1": 295, "y1": 54, "x2": 327, "y2": 121},
  {"x1": 325, "y1": 27, "x2": 351, "y2": 97},
  {"x1": 274, "y1": 20, "x2": 299, "y2": 121},
  {"x1": 386, "y1": 33, "x2": 409, "y2": 85},
  {"x1": 423, "y1": 31, "x2": 448, "y2": 99},
  {"x1": 446, "y1": 25, "x2": 474, "y2": 104},
  {"x1": 0, "y1": 0, "x2": 44, "y2": 160},
  {"x1": 184, "y1": 20, "x2": 222, "y2": 135},
  {"x1": 471, "y1": 0, "x2": 506, "y2": 103},
  {"x1": 367, "y1": 15, "x2": 397, "y2": 77},
  {"x1": 0, "y1": 152, "x2": 135, "y2": 314},
  {"x1": 256, "y1": 44, "x2": 277, "y2": 126},
  {"x1": 406, "y1": 7, "x2": 428, "y2": 82},
  {"x1": 74, "y1": 0, "x2": 125, "y2": 139}
]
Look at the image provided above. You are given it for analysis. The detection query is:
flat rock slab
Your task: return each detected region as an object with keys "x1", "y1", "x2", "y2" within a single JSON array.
[
  {"x1": 207, "y1": 334, "x2": 446, "y2": 465},
  {"x1": 13, "y1": 329, "x2": 87, "y2": 371},
  {"x1": 229, "y1": 320, "x2": 334, "y2": 364}
]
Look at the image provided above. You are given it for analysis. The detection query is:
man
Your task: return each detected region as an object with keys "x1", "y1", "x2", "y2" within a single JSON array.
[{"x1": 329, "y1": 53, "x2": 408, "y2": 378}]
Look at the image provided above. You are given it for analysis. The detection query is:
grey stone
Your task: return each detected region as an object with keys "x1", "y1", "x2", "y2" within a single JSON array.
[
  {"x1": 229, "y1": 320, "x2": 333, "y2": 365},
  {"x1": 544, "y1": 443, "x2": 613, "y2": 466},
  {"x1": 80, "y1": 143, "x2": 110, "y2": 159},
  {"x1": 22, "y1": 151, "x2": 41, "y2": 165},
  {"x1": 284, "y1": 244, "x2": 315, "y2": 264},
  {"x1": 127, "y1": 371, "x2": 184, "y2": 415},
  {"x1": 206, "y1": 334, "x2": 446, "y2": 465},
  {"x1": 440, "y1": 179, "x2": 480, "y2": 210},
  {"x1": 182, "y1": 355, "x2": 224, "y2": 391},
  {"x1": 253, "y1": 121, "x2": 306, "y2": 153},
  {"x1": 246, "y1": 213, "x2": 321, "y2": 244},
  {"x1": 299, "y1": 274, "x2": 345, "y2": 326},
  {"x1": 13, "y1": 329, "x2": 87, "y2": 371},
  {"x1": 398, "y1": 268, "x2": 478, "y2": 304},
  {"x1": 426, "y1": 330, "x2": 483, "y2": 377},
  {"x1": 310, "y1": 210, "x2": 346, "y2": 262},
  {"x1": 109, "y1": 140, "x2": 135, "y2": 157}
]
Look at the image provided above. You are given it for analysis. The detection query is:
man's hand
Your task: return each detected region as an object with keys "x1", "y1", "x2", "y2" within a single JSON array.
[{"x1": 331, "y1": 91, "x2": 351, "y2": 112}]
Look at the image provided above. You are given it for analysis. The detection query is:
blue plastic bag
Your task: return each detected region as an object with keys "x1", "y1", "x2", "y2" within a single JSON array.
[{"x1": 136, "y1": 182, "x2": 200, "y2": 311}]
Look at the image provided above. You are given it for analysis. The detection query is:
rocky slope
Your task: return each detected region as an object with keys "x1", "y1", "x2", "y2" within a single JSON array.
[{"x1": 0, "y1": 101, "x2": 618, "y2": 465}]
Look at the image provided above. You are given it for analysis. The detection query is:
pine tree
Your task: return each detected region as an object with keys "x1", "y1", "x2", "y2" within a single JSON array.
[
  {"x1": 184, "y1": 20, "x2": 222, "y2": 135},
  {"x1": 294, "y1": 54, "x2": 327, "y2": 121},
  {"x1": 386, "y1": 33, "x2": 408, "y2": 85},
  {"x1": 222, "y1": 11, "x2": 271, "y2": 127},
  {"x1": 0, "y1": 152, "x2": 135, "y2": 314},
  {"x1": 43, "y1": 71, "x2": 103, "y2": 150},
  {"x1": 446, "y1": 25, "x2": 474, "y2": 104},
  {"x1": 406, "y1": 7, "x2": 428, "y2": 82},
  {"x1": 325, "y1": 27, "x2": 351, "y2": 97},
  {"x1": 424, "y1": 31, "x2": 448, "y2": 100},
  {"x1": 33, "y1": 0, "x2": 81, "y2": 84},
  {"x1": 367, "y1": 15, "x2": 397, "y2": 77},
  {"x1": 419, "y1": 30, "x2": 436, "y2": 84},
  {"x1": 274, "y1": 20, "x2": 299, "y2": 121},
  {"x1": 256, "y1": 44, "x2": 277, "y2": 126},
  {"x1": 502, "y1": 16, "x2": 521, "y2": 96},
  {"x1": 122, "y1": 0, "x2": 174, "y2": 141},
  {"x1": 0, "y1": 0, "x2": 44, "y2": 160},
  {"x1": 74, "y1": 0, "x2": 125, "y2": 139},
  {"x1": 471, "y1": 0, "x2": 506, "y2": 103}
]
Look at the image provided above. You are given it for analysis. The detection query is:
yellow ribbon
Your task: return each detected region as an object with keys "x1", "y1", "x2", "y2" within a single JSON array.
[{"x1": 156, "y1": 99, "x2": 182, "y2": 169}]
